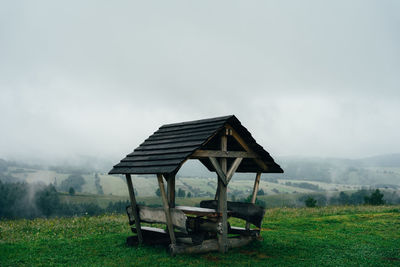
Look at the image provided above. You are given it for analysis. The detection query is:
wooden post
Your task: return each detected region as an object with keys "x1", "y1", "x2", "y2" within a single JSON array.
[
  {"x1": 214, "y1": 184, "x2": 220, "y2": 200},
  {"x1": 218, "y1": 133, "x2": 228, "y2": 253},
  {"x1": 246, "y1": 172, "x2": 261, "y2": 230},
  {"x1": 157, "y1": 174, "x2": 176, "y2": 245},
  {"x1": 125, "y1": 174, "x2": 143, "y2": 243},
  {"x1": 167, "y1": 174, "x2": 176, "y2": 208}
]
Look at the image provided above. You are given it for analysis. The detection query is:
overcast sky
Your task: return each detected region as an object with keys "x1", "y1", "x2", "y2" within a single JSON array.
[{"x1": 0, "y1": 0, "x2": 399, "y2": 164}]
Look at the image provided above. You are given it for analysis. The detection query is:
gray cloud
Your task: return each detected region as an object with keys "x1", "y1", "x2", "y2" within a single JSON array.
[{"x1": 0, "y1": 0, "x2": 399, "y2": 164}]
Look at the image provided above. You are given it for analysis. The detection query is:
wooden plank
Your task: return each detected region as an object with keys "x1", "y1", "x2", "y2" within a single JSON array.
[
  {"x1": 157, "y1": 174, "x2": 176, "y2": 245},
  {"x1": 132, "y1": 226, "x2": 187, "y2": 238},
  {"x1": 218, "y1": 134, "x2": 228, "y2": 253},
  {"x1": 136, "y1": 206, "x2": 187, "y2": 233},
  {"x1": 133, "y1": 226, "x2": 167, "y2": 235},
  {"x1": 167, "y1": 174, "x2": 175, "y2": 208},
  {"x1": 226, "y1": 125, "x2": 269, "y2": 171},
  {"x1": 246, "y1": 172, "x2": 261, "y2": 230},
  {"x1": 153, "y1": 124, "x2": 223, "y2": 136},
  {"x1": 128, "y1": 146, "x2": 198, "y2": 156},
  {"x1": 115, "y1": 159, "x2": 183, "y2": 167},
  {"x1": 109, "y1": 165, "x2": 177, "y2": 175},
  {"x1": 135, "y1": 140, "x2": 204, "y2": 151},
  {"x1": 142, "y1": 134, "x2": 210, "y2": 145},
  {"x1": 156, "y1": 121, "x2": 225, "y2": 133},
  {"x1": 190, "y1": 150, "x2": 257, "y2": 159},
  {"x1": 200, "y1": 200, "x2": 266, "y2": 228},
  {"x1": 160, "y1": 115, "x2": 230, "y2": 129},
  {"x1": 125, "y1": 174, "x2": 143, "y2": 244},
  {"x1": 121, "y1": 153, "x2": 189, "y2": 162},
  {"x1": 225, "y1": 157, "x2": 243, "y2": 184},
  {"x1": 147, "y1": 128, "x2": 216, "y2": 141},
  {"x1": 209, "y1": 157, "x2": 227, "y2": 185},
  {"x1": 175, "y1": 206, "x2": 219, "y2": 216}
]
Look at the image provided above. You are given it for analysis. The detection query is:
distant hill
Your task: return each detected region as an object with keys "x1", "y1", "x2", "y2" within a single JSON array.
[
  {"x1": 178, "y1": 154, "x2": 400, "y2": 186},
  {"x1": 1, "y1": 153, "x2": 399, "y2": 187},
  {"x1": 357, "y1": 153, "x2": 400, "y2": 167}
]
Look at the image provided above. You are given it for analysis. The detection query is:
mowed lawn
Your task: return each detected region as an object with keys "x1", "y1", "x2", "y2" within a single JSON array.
[{"x1": 0, "y1": 205, "x2": 399, "y2": 266}]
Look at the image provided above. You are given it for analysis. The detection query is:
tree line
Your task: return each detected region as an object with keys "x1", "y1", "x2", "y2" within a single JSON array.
[
  {"x1": 0, "y1": 181, "x2": 129, "y2": 220},
  {"x1": 302, "y1": 189, "x2": 395, "y2": 207}
]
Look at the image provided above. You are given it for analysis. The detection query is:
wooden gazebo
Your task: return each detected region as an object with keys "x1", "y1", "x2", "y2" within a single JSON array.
[{"x1": 109, "y1": 115, "x2": 283, "y2": 255}]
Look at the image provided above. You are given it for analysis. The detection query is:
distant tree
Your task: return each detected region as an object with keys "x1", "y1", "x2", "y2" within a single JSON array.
[
  {"x1": 59, "y1": 174, "x2": 85, "y2": 193},
  {"x1": 349, "y1": 189, "x2": 369, "y2": 205},
  {"x1": 69, "y1": 187, "x2": 75, "y2": 195},
  {"x1": 0, "y1": 181, "x2": 31, "y2": 218},
  {"x1": 272, "y1": 188, "x2": 279, "y2": 194},
  {"x1": 257, "y1": 189, "x2": 265, "y2": 196},
  {"x1": 187, "y1": 192, "x2": 192, "y2": 198},
  {"x1": 364, "y1": 189, "x2": 385, "y2": 205},
  {"x1": 305, "y1": 196, "x2": 317, "y2": 207},
  {"x1": 35, "y1": 184, "x2": 61, "y2": 216},
  {"x1": 177, "y1": 188, "x2": 186, "y2": 198},
  {"x1": 155, "y1": 188, "x2": 161, "y2": 197},
  {"x1": 338, "y1": 191, "x2": 350, "y2": 205}
]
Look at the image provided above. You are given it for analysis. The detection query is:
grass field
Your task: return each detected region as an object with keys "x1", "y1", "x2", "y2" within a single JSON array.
[{"x1": 1, "y1": 205, "x2": 399, "y2": 266}]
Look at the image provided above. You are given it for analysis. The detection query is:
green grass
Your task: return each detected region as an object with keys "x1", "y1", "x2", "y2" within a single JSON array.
[{"x1": 1, "y1": 205, "x2": 399, "y2": 266}]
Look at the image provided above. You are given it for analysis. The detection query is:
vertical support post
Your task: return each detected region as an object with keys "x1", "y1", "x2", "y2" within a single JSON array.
[
  {"x1": 167, "y1": 174, "x2": 176, "y2": 208},
  {"x1": 157, "y1": 174, "x2": 176, "y2": 245},
  {"x1": 218, "y1": 133, "x2": 228, "y2": 253},
  {"x1": 246, "y1": 172, "x2": 261, "y2": 230},
  {"x1": 125, "y1": 174, "x2": 143, "y2": 244}
]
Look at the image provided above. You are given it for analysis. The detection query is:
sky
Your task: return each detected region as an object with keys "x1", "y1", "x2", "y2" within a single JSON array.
[{"x1": 0, "y1": 0, "x2": 399, "y2": 165}]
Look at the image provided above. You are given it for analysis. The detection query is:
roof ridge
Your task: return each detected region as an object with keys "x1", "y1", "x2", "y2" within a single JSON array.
[{"x1": 161, "y1": 115, "x2": 234, "y2": 128}]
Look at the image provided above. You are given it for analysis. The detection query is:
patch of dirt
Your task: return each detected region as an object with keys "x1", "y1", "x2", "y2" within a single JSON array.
[
  {"x1": 257, "y1": 253, "x2": 272, "y2": 259},
  {"x1": 260, "y1": 228, "x2": 273, "y2": 231}
]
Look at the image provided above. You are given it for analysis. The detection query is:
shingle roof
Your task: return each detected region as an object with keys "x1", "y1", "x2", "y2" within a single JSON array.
[{"x1": 109, "y1": 115, "x2": 283, "y2": 175}]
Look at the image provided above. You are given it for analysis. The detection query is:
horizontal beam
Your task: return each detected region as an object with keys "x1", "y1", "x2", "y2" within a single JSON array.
[{"x1": 190, "y1": 150, "x2": 257, "y2": 159}]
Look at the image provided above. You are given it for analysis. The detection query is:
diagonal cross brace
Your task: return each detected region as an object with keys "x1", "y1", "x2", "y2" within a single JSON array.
[{"x1": 209, "y1": 157, "x2": 243, "y2": 186}]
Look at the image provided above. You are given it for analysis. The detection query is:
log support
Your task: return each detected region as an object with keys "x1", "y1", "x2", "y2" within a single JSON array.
[
  {"x1": 166, "y1": 173, "x2": 176, "y2": 208},
  {"x1": 170, "y1": 236, "x2": 255, "y2": 255},
  {"x1": 246, "y1": 172, "x2": 261, "y2": 230},
  {"x1": 125, "y1": 174, "x2": 143, "y2": 244},
  {"x1": 157, "y1": 174, "x2": 176, "y2": 245},
  {"x1": 217, "y1": 134, "x2": 228, "y2": 253}
]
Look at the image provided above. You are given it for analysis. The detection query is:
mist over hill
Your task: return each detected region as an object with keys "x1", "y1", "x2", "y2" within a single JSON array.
[
  {"x1": 178, "y1": 153, "x2": 400, "y2": 186},
  {"x1": 1, "y1": 153, "x2": 399, "y2": 187}
]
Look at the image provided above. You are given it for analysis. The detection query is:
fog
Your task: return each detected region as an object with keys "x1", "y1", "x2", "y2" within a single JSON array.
[{"x1": 0, "y1": 1, "x2": 399, "y2": 165}]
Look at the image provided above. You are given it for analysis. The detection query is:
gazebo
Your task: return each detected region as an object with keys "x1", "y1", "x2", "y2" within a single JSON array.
[{"x1": 109, "y1": 115, "x2": 283, "y2": 255}]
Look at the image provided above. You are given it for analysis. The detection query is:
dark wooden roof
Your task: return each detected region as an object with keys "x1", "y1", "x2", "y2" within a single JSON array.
[{"x1": 109, "y1": 115, "x2": 283, "y2": 175}]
